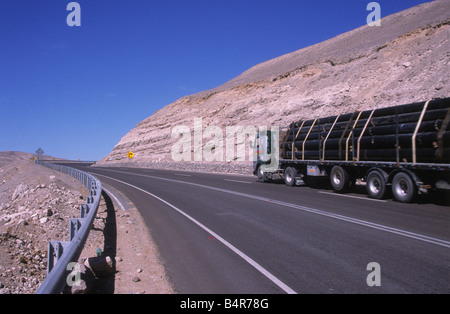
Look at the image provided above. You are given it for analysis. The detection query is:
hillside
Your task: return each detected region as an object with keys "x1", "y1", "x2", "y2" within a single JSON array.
[
  {"x1": 98, "y1": 0, "x2": 450, "y2": 169},
  {"x1": 0, "y1": 152, "x2": 35, "y2": 168}
]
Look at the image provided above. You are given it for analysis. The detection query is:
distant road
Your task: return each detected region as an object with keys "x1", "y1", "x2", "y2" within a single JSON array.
[{"x1": 74, "y1": 165, "x2": 449, "y2": 294}]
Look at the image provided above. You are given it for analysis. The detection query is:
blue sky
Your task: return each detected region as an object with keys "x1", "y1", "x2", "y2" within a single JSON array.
[{"x1": 0, "y1": 0, "x2": 431, "y2": 160}]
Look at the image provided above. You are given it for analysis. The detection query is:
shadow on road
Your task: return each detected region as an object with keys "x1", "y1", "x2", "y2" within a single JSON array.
[{"x1": 265, "y1": 177, "x2": 450, "y2": 206}]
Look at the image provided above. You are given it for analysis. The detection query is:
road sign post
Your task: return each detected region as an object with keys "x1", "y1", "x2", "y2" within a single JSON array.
[{"x1": 36, "y1": 148, "x2": 44, "y2": 160}]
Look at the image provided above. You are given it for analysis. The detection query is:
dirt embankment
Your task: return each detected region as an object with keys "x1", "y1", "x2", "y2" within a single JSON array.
[
  {"x1": 0, "y1": 160, "x2": 174, "y2": 294},
  {"x1": 0, "y1": 160, "x2": 87, "y2": 293}
]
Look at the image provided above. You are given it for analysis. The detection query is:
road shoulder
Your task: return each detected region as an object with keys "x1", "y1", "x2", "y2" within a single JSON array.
[{"x1": 80, "y1": 183, "x2": 175, "y2": 294}]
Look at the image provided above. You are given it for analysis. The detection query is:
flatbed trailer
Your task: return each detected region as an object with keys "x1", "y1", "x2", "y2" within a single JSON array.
[{"x1": 254, "y1": 98, "x2": 450, "y2": 203}]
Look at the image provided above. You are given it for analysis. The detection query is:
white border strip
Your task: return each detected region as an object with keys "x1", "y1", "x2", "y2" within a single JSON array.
[
  {"x1": 318, "y1": 191, "x2": 387, "y2": 203},
  {"x1": 102, "y1": 186, "x2": 127, "y2": 211},
  {"x1": 224, "y1": 179, "x2": 253, "y2": 184}
]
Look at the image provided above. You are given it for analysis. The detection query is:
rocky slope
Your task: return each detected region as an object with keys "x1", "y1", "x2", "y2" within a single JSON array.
[
  {"x1": 98, "y1": 0, "x2": 450, "y2": 169},
  {"x1": 0, "y1": 160, "x2": 87, "y2": 293},
  {"x1": 0, "y1": 160, "x2": 175, "y2": 294}
]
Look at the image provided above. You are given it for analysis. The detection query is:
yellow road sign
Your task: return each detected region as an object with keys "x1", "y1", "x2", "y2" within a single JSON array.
[{"x1": 127, "y1": 151, "x2": 135, "y2": 160}]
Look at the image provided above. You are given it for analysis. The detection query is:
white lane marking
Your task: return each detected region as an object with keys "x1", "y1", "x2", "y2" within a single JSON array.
[
  {"x1": 102, "y1": 187, "x2": 126, "y2": 211},
  {"x1": 174, "y1": 174, "x2": 192, "y2": 177},
  {"x1": 94, "y1": 172, "x2": 297, "y2": 294},
  {"x1": 318, "y1": 191, "x2": 387, "y2": 203},
  {"x1": 224, "y1": 179, "x2": 252, "y2": 184},
  {"x1": 93, "y1": 168, "x2": 450, "y2": 249}
]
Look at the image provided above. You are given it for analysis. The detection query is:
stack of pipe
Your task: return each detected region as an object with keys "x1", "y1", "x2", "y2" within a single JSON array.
[{"x1": 281, "y1": 98, "x2": 450, "y2": 163}]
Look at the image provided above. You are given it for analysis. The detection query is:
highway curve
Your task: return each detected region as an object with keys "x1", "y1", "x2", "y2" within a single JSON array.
[{"x1": 77, "y1": 165, "x2": 449, "y2": 294}]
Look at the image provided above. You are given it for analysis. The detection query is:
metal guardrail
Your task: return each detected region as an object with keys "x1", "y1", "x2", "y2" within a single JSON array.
[
  {"x1": 37, "y1": 160, "x2": 97, "y2": 165},
  {"x1": 34, "y1": 160, "x2": 102, "y2": 294}
]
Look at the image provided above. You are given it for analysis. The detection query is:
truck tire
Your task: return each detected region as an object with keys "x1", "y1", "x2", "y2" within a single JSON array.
[
  {"x1": 330, "y1": 166, "x2": 350, "y2": 192},
  {"x1": 284, "y1": 167, "x2": 297, "y2": 187},
  {"x1": 392, "y1": 172, "x2": 417, "y2": 203},
  {"x1": 366, "y1": 170, "x2": 387, "y2": 199},
  {"x1": 257, "y1": 166, "x2": 267, "y2": 183}
]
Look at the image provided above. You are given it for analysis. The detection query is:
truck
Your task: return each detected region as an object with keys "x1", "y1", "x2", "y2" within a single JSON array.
[{"x1": 253, "y1": 97, "x2": 450, "y2": 203}]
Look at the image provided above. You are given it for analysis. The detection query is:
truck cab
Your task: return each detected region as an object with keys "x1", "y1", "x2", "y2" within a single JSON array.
[{"x1": 253, "y1": 128, "x2": 282, "y2": 182}]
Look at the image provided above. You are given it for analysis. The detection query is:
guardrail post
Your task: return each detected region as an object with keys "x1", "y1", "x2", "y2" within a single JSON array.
[
  {"x1": 47, "y1": 241, "x2": 70, "y2": 275},
  {"x1": 80, "y1": 204, "x2": 89, "y2": 218},
  {"x1": 69, "y1": 218, "x2": 85, "y2": 241},
  {"x1": 86, "y1": 195, "x2": 94, "y2": 204}
]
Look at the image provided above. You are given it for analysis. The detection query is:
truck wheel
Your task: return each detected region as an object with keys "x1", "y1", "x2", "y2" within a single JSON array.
[
  {"x1": 366, "y1": 171, "x2": 387, "y2": 199},
  {"x1": 330, "y1": 166, "x2": 350, "y2": 192},
  {"x1": 257, "y1": 166, "x2": 267, "y2": 183},
  {"x1": 392, "y1": 172, "x2": 417, "y2": 203},
  {"x1": 284, "y1": 167, "x2": 297, "y2": 187}
]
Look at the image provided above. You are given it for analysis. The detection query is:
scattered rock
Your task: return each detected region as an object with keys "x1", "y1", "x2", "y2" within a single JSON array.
[
  {"x1": 402, "y1": 61, "x2": 412, "y2": 68},
  {"x1": 84, "y1": 256, "x2": 115, "y2": 278},
  {"x1": 11, "y1": 184, "x2": 28, "y2": 201},
  {"x1": 132, "y1": 276, "x2": 141, "y2": 283}
]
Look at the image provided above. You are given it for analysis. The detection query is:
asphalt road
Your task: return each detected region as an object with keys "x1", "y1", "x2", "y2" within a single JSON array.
[{"x1": 76, "y1": 165, "x2": 449, "y2": 294}]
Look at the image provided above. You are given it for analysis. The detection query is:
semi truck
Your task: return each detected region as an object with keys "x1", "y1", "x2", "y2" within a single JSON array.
[{"x1": 253, "y1": 97, "x2": 450, "y2": 203}]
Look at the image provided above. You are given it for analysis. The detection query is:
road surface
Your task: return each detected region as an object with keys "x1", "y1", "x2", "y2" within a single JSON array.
[{"x1": 74, "y1": 165, "x2": 449, "y2": 294}]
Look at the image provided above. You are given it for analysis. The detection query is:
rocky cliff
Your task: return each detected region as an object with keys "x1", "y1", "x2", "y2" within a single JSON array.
[{"x1": 98, "y1": 0, "x2": 450, "y2": 168}]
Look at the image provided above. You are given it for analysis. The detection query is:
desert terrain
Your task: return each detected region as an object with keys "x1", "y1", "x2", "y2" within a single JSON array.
[{"x1": 0, "y1": 154, "x2": 173, "y2": 294}]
